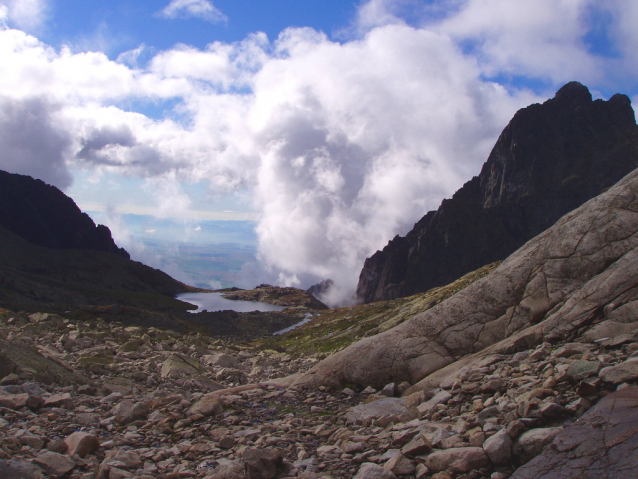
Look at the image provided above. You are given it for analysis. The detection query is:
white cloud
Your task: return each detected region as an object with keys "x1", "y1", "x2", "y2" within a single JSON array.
[
  {"x1": 0, "y1": 0, "x2": 636, "y2": 304},
  {"x1": 160, "y1": 0, "x2": 227, "y2": 24},
  {"x1": 0, "y1": 0, "x2": 47, "y2": 31}
]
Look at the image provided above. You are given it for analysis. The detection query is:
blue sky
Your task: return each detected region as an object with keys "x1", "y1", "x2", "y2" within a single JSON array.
[
  {"x1": 40, "y1": 0, "x2": 360, "y2": 55},
  {"x1": 0, "y1": 0, "x2": 637, "y2": 302}
]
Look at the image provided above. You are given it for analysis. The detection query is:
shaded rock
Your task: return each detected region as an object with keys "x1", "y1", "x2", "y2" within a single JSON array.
[
  {"x1": 243, "y1": 447, "x2": 282, "y2": 479},
  {"x1": 599, "y1": 359, "x2": 638, "y2": 384},
  {"x1": 514, "y1": 427, "x2": 562, "y2": 464},
  {"x1": 417, "y1": 390, "x2": 452, "y2": 416},
  {"x1": 0, "y1": 339, "x2": 86, "y2": 386},
  {"x1": 202, "y1": 353, "x2": 239, "y2": 369},
  {"x1": 161, "y1": 354, "x2": 200, "y2": 378},
  {"x1": 101, "y1": 449, "x2": 142, "y2": 470},
  {"x1": 512, "y1": 387, "x2": 638, "y2": 478},
  {"x1": 566, "y1": 361, "x2": 601, "y2": 383},
  {"x1": 188, "y1": 393, "x2": 224, "y2": 417},
  {"x1": 483, "y1": 429, "x2": 512, "y2": 465},
  {"x1": 44, "y1": 393, "x2": 73, "y2": 410},
  {"x1": 384, "y1": 454, "x2": 415, "y2": 475},
  {"x1": 112, "y1": 400, "x2": 149, "y2": 425},
  {"x1": 64, "y1": 431, "x2": 99, "y2": 457},
  {"x1": 353, "y1": 462, "x2": 398, "y2": 479},
  {"x1": 0, "y1": 459, "x2": 44, "y2": 479},
  {"x1": 425, "y1": 447, "x2": 489, "y2": 474},
  {"x1": 33, "y1": 451, "x2": 76, "y2": 478}
]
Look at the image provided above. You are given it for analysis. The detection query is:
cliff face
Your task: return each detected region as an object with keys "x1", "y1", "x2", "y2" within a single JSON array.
[
  {"x1": 356, "y1": 82, "x2": 638, "y2": 303},
  {"x1": 0, "y1": 170, "x2": 129, "y2": 259}
]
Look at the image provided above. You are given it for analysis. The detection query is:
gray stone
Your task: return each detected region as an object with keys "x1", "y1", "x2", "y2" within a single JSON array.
[
  {"x1": 33, "y1": 451, "x2": 76, "y2": 478},
  {"x1": 483, "y1": 429, "x2": 512, "y2": 465},
  {"x1": 599, "y1": 359, "x2": 638, "y2": 384},
  {"x1": 425, "y1": 447, "x2": 489, "y2": 474},
  {"x1": 566, "y1": 360, "x2": 601, "y2": 383},
  {"x1": 514, "y1": 427, "x2": 562, "y2": 463},
  {"x1": 161, "y1": 354, "x2": 200, "y2": 378},
  {"x1": 417, "y1": 390, "x2": 452, "y2": 416},
  {"x1": 243, "y1": 447, "x2": 282, "y2": 479},
  {"x1": 353, "y1": 462, "x2": 398, "y2": 479},
  {"x1": 112, "y1": 400, "x2": 149, "y2": 425},
  {"x1": 0, "y1": 459, "x2": 44, "y2": 479},
  {"x1": 64, "y1": 431, "x2": 100, "y2": 457},
  {"x1": 345, "y1": 397, "x2": 414, "y2": 426}
]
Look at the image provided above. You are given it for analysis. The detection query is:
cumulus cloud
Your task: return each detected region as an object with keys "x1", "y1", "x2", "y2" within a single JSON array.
[
  {"x1": 0, "y1": 0, "x2": 47, "y2": 31},
  {"x1": 160, "y1": 0, "x2": 227, "y2": 24},
  {"x1": 0, "y1": 0, "x2": 636, "y2": 304}
]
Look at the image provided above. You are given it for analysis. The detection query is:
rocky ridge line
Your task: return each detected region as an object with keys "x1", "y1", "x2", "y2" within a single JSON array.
[{"x1": 356, "y1": 82, "x2": 638, "y2": 303}]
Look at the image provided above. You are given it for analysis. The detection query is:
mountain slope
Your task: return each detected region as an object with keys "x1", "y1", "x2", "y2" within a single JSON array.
[
  {"x1": 0, "y1": 169, "x2": 129, "y2": 258},
  {"x1": 356, "y1": 82, "x2": 638, "y2": 303},
  {"x1": 295, "y1": 164, "x2": 638, "y2": 389},
  {"x1": 0, "y1": 225, "x2": 192, "y2": 312}
]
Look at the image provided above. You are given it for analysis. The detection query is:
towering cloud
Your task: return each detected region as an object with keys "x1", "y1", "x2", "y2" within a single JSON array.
[{"x1": 0, "y1": 0, "x2": 635, "y2": 304}]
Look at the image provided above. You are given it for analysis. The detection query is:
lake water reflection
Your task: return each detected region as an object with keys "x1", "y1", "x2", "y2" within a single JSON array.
[{"x1": 177, "y1": 292, "x2": 286, "y2": 313}]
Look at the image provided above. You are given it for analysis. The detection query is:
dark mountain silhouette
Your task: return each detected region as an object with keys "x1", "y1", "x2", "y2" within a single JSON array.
[
  {"x1": 356, "y1": 82, "x2": 638, "y2": 303},
  {"x1": 0, "y1": 170, "x2": 129, "y2": 258}
]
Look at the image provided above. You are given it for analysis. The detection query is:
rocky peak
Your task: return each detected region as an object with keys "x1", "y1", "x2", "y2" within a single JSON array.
[
  {"x1": 356, "y1": 82, "x2": 638, "y2": 304},
  {"x1": 0, "y1": 170, "x2": 129, "y2": 259}
]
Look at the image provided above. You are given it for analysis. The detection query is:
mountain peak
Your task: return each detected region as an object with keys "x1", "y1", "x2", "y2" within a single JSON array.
[{"x1": 356, "y1": 83, "x2": 638, "y2": 303}]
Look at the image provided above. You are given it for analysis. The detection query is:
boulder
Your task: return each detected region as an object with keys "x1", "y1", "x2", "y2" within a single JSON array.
[
  {"x1": 161, "y1": 354, "x2": 200, "y2": 378},
  {"x1": 243, "y1": 447, "x2": 282, "y2": 479},
  {"x1": 33, "y1": 451, "x2": 76, "y2": 478},
  {"x1": 0, "y1": 459, "x2": 44, "y2": 479},
  {"x1": 353, "y1": 462, "x2": 398, "y2": 479},
  {"x1": 512, "y1": 387, "x2": 638, "y2": 478},
  {"x1": 112, "y1": 400, "x2": 149, "y2": 425},
  {"x1": 345, "y1": 397, "x2": 414, "y2": 426},
  {"x1": 483, "y1": 429, "x2": 512, "y2": 465},
  {"x1": 64, "y1": 431, "x2": 100, "y2": 457},
  {"x1": 599, "y1": 359, "x2": 638, "y2": 384},
  {"x1": 188, "y1": 393, "x2": 224, "y2": 417},
  {"x1": 425, "y1": 447, "x2": 489, "y2": 474},
  {"x1": 514, "y1": 427, "x2": 562, "y2": 464}
]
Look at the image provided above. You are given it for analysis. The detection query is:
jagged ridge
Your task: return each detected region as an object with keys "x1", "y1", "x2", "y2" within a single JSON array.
[
  {"x1": 0, "y1": 170, "x2": 129, "y2": 259},
  {"x1": 356, "y1": 82, "x2": 638, "y2": 303}
]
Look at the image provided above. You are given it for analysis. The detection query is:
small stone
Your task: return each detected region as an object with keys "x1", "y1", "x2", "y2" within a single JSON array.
[{"x1": 380, "y1": 383, "x2": 396, "y2": 397}]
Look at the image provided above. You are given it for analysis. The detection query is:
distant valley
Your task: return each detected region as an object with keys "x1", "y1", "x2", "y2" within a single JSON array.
[{"x1": 85, "y1": 213, "x2": 259, "y2": 289}]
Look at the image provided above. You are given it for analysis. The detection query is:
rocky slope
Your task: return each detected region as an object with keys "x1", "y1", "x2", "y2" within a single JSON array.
[
  {"x1": 296, "y1": 164, "x2": 638, "y2": 392},
  {"x1": 2, "y1": 295, "x2": 638, "y2": 478},
  {"x1": 356, "y1": 82, "x2": 638, "y2": 303},
  {"x1": 0, "y1": 170, "x2": 129, "y2": 259}
]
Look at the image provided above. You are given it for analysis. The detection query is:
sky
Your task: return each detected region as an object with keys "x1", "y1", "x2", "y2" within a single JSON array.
[{"x1": 0, "y1": 0, "x2": 637, "y2": 305}]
